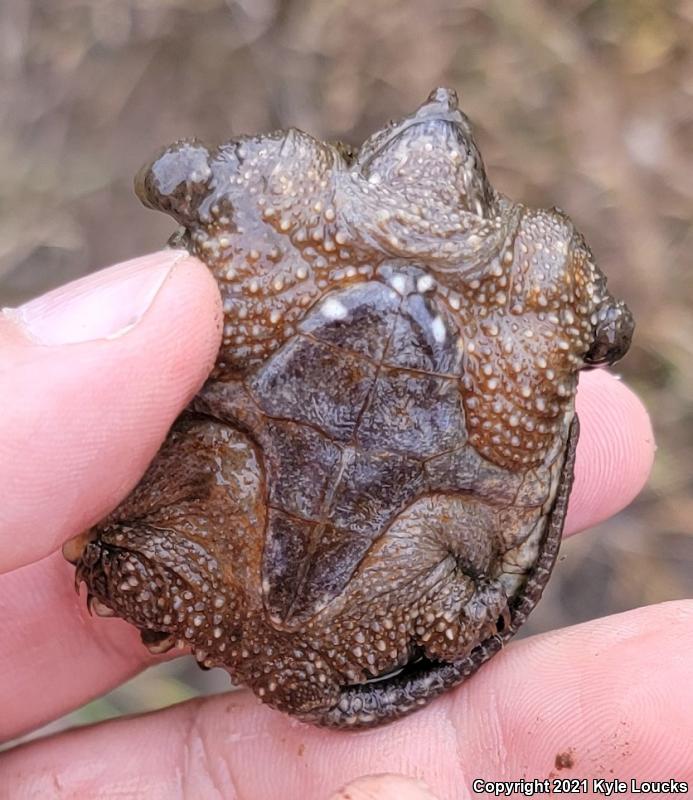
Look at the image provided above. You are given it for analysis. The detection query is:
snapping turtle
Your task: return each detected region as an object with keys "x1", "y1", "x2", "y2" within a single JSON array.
[{"x1": 65, "y1": 88, "x2": 633, "y2": 727}]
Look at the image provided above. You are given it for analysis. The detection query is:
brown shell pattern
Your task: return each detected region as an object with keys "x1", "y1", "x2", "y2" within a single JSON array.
[{"x1": 65, "y1": 88, "x2": 633, "y2": 728}]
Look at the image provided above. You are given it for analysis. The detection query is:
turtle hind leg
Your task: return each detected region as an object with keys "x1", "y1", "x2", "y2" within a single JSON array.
[
  {"x1": 65, "y1": 411, "x2": 266, "y2": 667},
  {"x1": 72, "y1": 519, "x2": 232, "y2": 663},
  {"x1": 306, "y1": 416, "x2": 579, "y2": 729}
]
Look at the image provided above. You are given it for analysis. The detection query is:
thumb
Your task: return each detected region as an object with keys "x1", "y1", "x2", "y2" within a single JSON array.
[
  {"x1": 0, "y1": 250, "x2": 221, "y2": 573},
  {"x1": 328, "y1": 774, "x2": 446, "y2": 800}
]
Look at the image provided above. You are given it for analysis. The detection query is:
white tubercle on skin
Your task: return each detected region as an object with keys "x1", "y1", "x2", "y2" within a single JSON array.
[
  {"x1": 322, "y1": 297, "x2": 348, "y2": 320},
  {"x1": 431, "y1": 316, "x2": 446, "y2": 343},
  {"x1": 416, "y1": 274, "x2": 435, "y2": 293},
  {"x1": 389, "y1": 274, "x2": 408, "y2": 296}
]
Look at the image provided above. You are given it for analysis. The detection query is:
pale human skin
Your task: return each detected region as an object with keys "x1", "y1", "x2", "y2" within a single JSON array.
[{"x1": 0, "y1": 250, "x2": 690, "y2": 800}]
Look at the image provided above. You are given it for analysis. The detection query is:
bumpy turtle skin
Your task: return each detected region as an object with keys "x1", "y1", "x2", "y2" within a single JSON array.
[
  {"x1": 307, "y1": 415, "x2": 578, "y2": 727},
  {"x1": 65, "y1": 88, "x2": 633, "y2": 728}
]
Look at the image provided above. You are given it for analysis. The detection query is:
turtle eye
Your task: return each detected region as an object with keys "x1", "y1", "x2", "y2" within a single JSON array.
[{"x1": 583, "y1": 300, "x2": 634, "y2": 367}]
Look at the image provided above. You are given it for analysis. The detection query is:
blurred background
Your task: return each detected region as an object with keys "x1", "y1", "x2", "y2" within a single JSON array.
[{"x1": 1, "y1": 0, "x2": 691, "y2": 741}]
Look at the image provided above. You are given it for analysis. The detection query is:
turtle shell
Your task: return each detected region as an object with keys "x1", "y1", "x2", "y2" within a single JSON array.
[{"x1": 66, "y1": 88, "x2": 633, "y2": 728}]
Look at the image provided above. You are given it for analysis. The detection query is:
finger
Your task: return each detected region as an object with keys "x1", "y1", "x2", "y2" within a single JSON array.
[
  {"x1": 568, "y1": 368, "x2": 654, "y2": 534},
  {"x1": 328, "y1": 775, "x2": 442, "y2": 800},
  {"x1": 0, "y1": 552, "x2": 156, "y2": 742},
  {"x1": 3, "y1": 602, "x2": 691, "y2": 799},
  {"x1": 0, "y1": 250, "x2": 222, "y2": 574},
  {"x1": 0, "y1": 371, "x2": 653, "y2": 741}
]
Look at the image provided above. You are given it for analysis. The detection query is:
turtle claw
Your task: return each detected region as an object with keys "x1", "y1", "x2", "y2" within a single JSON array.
[
  {"x1": 141, "y1": 629, "x2": 176, "y2": 655},
  {"x1": 88, "y1": 595, "x2": 116, "y2": 617},
  {"x1": 62, "y1": 529, "x2": 96, "y2": 564}
]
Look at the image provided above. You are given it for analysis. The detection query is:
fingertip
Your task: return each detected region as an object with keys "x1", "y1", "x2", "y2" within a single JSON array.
[
  {"x1": 145, "y1": 249, "x2": 223, "y2": 391},
  {"x1": 566, "y1": 369, "x2": 655, "y2": 534}
]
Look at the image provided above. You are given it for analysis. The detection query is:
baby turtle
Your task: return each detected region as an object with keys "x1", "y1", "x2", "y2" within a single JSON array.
[{"x1": 65, "y1": 88, "x2": 633, "y2": 728}]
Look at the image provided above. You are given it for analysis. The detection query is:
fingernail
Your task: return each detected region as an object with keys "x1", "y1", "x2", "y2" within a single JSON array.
[{"x1": 4, "y1": 252, "x2": 182, "y2": 345}]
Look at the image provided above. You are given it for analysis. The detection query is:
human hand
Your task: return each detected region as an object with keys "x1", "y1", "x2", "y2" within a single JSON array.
[{"x1": 1, "y1": 251, "x2": 689, "y2": 799}]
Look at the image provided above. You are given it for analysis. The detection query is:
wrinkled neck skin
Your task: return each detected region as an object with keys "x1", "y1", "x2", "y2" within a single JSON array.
[{"x1": 336, "y1": 88, "x2": 515, "y2": 282}]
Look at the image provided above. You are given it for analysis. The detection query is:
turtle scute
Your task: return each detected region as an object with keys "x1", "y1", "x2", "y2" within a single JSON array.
[{"x1": 65, "y1": 87, "x2": 633, "y2": 728}]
